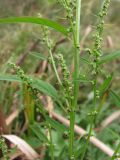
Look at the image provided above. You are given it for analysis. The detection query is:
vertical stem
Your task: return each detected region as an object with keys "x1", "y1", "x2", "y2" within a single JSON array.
[
  {"x1": 49, "y1": 48, "x2": 62, "y2": 85},
  {"x1": 80, "y1": 117, "x2": 94, "y2": 160},
  {"x1": 73, "y1": 0, "x2": 81, "y2": 107},
  {"x1": 69, "y1": 0, "x2": 81, "y2": 159},
  {"x1": 48, "y1": 124, "x2": 54, "y2": 160},
  {"x1": 69, "y1": 110, "x2": 75, "y2": 158},
  {"x1": 80, "y1": 60, "x2": 98, "y2": 160},
  {"x1": 44, "y1": 28, "x2": 62, "y2": 85}
]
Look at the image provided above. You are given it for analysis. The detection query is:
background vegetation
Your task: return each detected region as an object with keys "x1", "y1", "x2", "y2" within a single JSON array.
[{"x1": 0, "y1": 0, "x2": 120, "y2": 160}]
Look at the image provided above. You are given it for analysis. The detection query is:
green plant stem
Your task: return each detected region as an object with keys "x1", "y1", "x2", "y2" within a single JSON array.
[
  {"x1": 69, "y1": 0, "x2": 81, "y2": 159},
  {"x1": 49, "y1": 47, "x2": 62, "y2": 85},
  {"x1": 46, "y1": 37, "x2": 62, "y2": 85},
  {"x1": 93, "y1": 76, "x2": 97, "y2": 107},
  {"x1": 111, "y1": 142, "x2": 120, "y2": 160},
  {"x1": 48, "y1": 124, "x2": 54, "y2": 160},
  {"x1": 80, "y1": 1, "x2": 111, "y2": 158},
  {"x1": 80, "y1": 71, "x2": 98, "y2": 160},
  {"x1": 80, "y1": 116, "x2": 94, "y2": 160},
  {"x1": 73, "y1": 0, "x2": 81, "y2": 109},
  {"x1": 69, "y1": 110, "x2": 75, "y2": 158}
]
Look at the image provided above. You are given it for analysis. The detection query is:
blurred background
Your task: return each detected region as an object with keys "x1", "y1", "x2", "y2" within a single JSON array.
[
  {"x1": 0, "y1": 0, "x2": 120, "y2": 159},
  {"x1": 0, "y1": 0, "x2": 120, "y2": 66}
]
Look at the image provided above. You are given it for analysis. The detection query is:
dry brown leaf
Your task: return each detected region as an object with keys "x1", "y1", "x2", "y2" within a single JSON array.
[
  {"x1": 3, "y1": 135, "x2": 39, "y2": 160},
  {"x1": 46, "y1": 96, "x2": 54, "y2": 117},
  {"x1": 6, "y1": 109, "x2": 19, "y2": 126}
]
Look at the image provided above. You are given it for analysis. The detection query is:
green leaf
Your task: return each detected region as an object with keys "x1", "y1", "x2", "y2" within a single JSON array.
[
  {"x1": 75, "y1": 75, "x2": 92, "y2": 83},
  {"x1": 99, "y1": 50, "x2": 120, "y2": 64},
  {"x1": 0, "y1": 17, "x2": 68, "y2": 35},
  {"x1": 25, "y1": 136, "x2": 42, "y2": 148},
  {"x1": 30, "y1": 52, "x2": 47, "y2": 60},
  {"x1": 32, "y1": 78, "x2": 58, "y2": 100},
  {"x1": 80, "y1": 57, "x2": 89, "y2": 64},
  {"x1": 0, "y1": 74, "x2": 21, "y2": 82},
  {"x1": 110, "y1": 90, "x2": 120, "y2": 107},
  {"x1": 0, "y1": 74, "x2": 59, "y2": 100},
  {"x1": 45, "y1": 115, "x2": 67, "y2": 133},
  {"x1": 30, "y1": 123, "x2": 49, "y2": 143},
  {"x1": 99, "y1": 75, "x2": 113, "y2": 95}
]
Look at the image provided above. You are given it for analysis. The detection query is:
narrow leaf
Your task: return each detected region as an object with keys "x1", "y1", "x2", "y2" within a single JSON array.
[
  {"x1": 75, "y1": 75, "x2": 92, "y2": 83},
  {"x1": 80, "y1": 57, "x2": 89, "y2": 64},
  {"x1": 45, "y1": 115, "x2": 67, "y2": 133},
  {"x1": 0, "y1": 74, "x2": 59, "y2": 100},
  {"x1": 0, "y1": 17, "x2": 68, "y2": 35},
  {"x1": 110, "y1": 90, "x2": 120, "y2": 107},
  {"x1": 99, "y1": 75, "x2": 113, "y2": 95},
  {"x1": 0, "y1": 74, "x2": 21, "y2": 82},
  {"x1": 30, "y1": 52, "x2": 47, "y2": 60},
  {"x1": 99, "y1": 50, "x2": 120, "y2": 64},
  {"x1": 26, "y1": 136, "x2": 42, "y2": 148},
  {"x1": 30, "y1": 123, "x2": 49, "y2": 143},
  {"x1": 32, "y1": 78, "x2": 58, "y2": 100}
]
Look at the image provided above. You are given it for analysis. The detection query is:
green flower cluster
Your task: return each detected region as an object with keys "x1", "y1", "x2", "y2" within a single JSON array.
[
  {"x1": 58, "y1": 0, "x2": 76, "y2": 34},
  {"x1": 99, "y1": 0, "x2": 111, "y2": 18},
  {"x1": 91, "y1": 0, "x2": 111, "y2": 100},
  {"x1": 93, "y1": 0, "x2": 111, "y2": 58},
  {"x1": 42, "y1": 26, "x2": 53, "y2": 50},
  {"x1": 65, "y1": 1, "x2": 76, "y2": 20},
  {"x1": 58, "y1": 54, "x2": 73, "y2": 102},
  {"x1": 9, "y1": 63, "x2": 39, "y2": 96},
  {"x1": 0, "y1": 136, "x2": 9, "y2": 160},
  {"x1": 9, "y1": 63, "x2": 47, "y2": 116}
]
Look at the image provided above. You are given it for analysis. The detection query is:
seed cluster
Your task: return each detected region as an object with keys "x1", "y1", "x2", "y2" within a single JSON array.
[
  {"x1": 65, "y1": 1, "x2": 76, "y2": 21},
  {"x1": 42, "y1": 27, "x2": 53, "y2": 50},
  {"x1": 58, "y1": 54, "x2": 73, "y2": 102},
  {"x1": 9, "y1": 63, "x2": 39, "y2": 97},
  {"x1": 90, "y1": 0, "x2": 111, "y2": 99},
  {"x1": 42, "y1": 27, "x2": 54, "y2": 64},
  {"x1": 0, "y1": 136, "x2": 9, "y2": 160},
  {"x1": 93, "y1": 0, "x2": 111, "y2": 58},
  {"x1": 58, "y1": 0, "x2": 76, "y2": 34}
]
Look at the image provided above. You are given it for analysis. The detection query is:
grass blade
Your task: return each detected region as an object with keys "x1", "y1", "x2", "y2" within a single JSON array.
[
  {"x1": 110, "y1": 90, "x2": 120, "y2": 107},
  {"x1": 0, "y1": 74, "x2": 21, "y2": 82},
  {"x1": 32, "y1": 78, "x2": 58, "y2": 100},
  {"x1": 45, "y1": 115, "x2": 67, "y2": 133},
  {"x1": 0, "y1": 17, "x2": 68, "y2": 35},
  {"x1": 99, "y1": 75, "x2": 113, "y2": 95},
  {"x1": 0, "y1": 74, "x2": 59, "y2": 100},
  {"x1": 30, "y1": 123, "x2": 49, "y2": 143},
  {"x1": 30, "y1": 52, "x2": 47, "y2": 60},
  {"x1": 99, "y1": 50, "x2": 120, "y2": 64}
]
